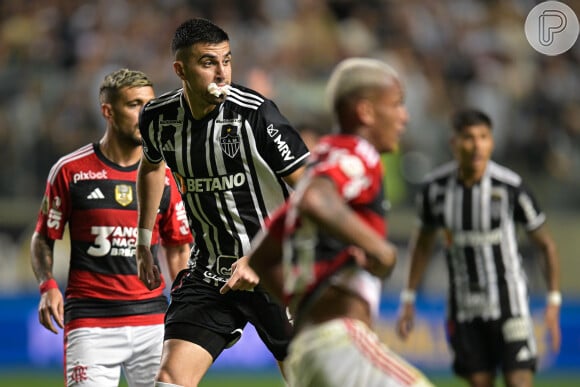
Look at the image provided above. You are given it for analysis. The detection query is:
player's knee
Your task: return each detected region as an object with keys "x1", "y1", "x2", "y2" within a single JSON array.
[{"x1": 155, "y1": 382, "x2": 184, "y2": 387}]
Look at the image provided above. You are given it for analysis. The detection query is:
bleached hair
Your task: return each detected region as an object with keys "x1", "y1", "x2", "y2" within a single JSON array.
[
  {"x1": 325, "y1": 57, "x2": 399, "y2": 113},
  {"x1": 99, "y1": 68, "x2": 153, "y2": 104}
]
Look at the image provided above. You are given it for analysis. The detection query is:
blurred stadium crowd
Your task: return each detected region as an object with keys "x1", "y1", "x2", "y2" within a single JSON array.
[
  {"x1": 0, "y1": 5, "x2": 578, "y2": 375},
  {"x1": 1, "y1": 0, "x2": 578, "y2": 208}
]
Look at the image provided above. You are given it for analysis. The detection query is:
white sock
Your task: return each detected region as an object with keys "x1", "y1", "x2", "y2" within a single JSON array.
[{"x1": 155, "y1": 382, "x2": 184, "y2": 387}]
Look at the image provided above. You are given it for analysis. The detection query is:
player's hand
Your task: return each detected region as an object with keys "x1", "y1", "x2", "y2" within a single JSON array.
[
  {"x1": 220, "y1": 256, "x2": 259, "y2": 294},
  {"x1": 545, "y1": 303, "x2": 561, "y2": 353},
  {"x1": 396, "y1": 302, "x2": 415, "y2": 340},
  {"x1": 136, "y1": 245, "x2": 162, "y2": 290},
  {"x1": 38, "y1": 288, "x2": 64, "y2": 334}
]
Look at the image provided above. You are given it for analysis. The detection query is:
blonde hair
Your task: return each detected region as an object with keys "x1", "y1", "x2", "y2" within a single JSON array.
[
  {"x1": 99, "y1": 68, "x2": 153, "y2": 104},
  {"x1": 325, "y1": 57, "x2": 399, "y2": 113}
]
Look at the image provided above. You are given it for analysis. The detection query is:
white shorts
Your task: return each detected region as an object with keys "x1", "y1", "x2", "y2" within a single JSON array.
[
  {"x1": 65, "y1": 324, "x2": 164, "y2": 387},
  {"x1": 285, "y1": 318, "x2": 434, "y2": 387}
]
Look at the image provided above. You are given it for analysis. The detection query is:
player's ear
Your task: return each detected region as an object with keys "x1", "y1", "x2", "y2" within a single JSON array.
[
  {"x1": 101, "y1": 103, "x2": 113, "y2": 120},
  {"x1": 174, "y1": 61, "x2": 185, "y2": 80},
  {"x1": 357, "y1": 99, "x2": 374, "y2": 126}
]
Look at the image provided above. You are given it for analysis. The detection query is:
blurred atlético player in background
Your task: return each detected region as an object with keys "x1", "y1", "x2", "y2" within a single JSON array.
[{"x1": 397, "y1": 108, "x2": 561, "y2": 387}]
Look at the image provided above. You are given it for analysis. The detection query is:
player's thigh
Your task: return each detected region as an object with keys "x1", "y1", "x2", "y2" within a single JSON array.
[
  {"x1": 340, "y1": 319, "x2": 433, "y2": 387},
  {"x1": 287, "y1": 319, "x2": 433, "y2": 387},
  {"x1": 500, "y1": 316, "x2": 537, "y2": 374},
  {"x1": 238, "y1": 287, "x2": 292, "y2": 361},
  {"x1": 503, "y1": 368, "x2": 534, "y2": 387},
  {"x1": 165, "y1": 284, "x2": 245, "y2": 359},
  {"x1": 65, "y1": 327, "x2": 128, "y2": 386},
  {"x1": 156, "y1": 338, "x2": 213, "y2": 387},
  {"x1": 123, "y1": 324, "x2": 164, "y2": 387},
  {"x1": 446, "y1": 319, "x2": 496, "y2": 377},
  {"x1": 465, "y1": 372, "x2": 496, "y2": 387}
]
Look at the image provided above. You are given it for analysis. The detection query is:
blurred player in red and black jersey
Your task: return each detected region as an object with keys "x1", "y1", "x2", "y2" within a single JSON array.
[
  {"x1": 248, "y1": 58, "x2": 433, "y2": 387},
  {"x1": 30, "y1": 68, "x2": 193, "y2": 387}
]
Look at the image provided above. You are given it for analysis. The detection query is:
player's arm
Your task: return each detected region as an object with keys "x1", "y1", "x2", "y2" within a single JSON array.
[
  {"x1": 247, "y1": 213, "x2": 285, "y2": 302},
  {"x1": 30, "y1": 232, "x2": 64, "y2": 334},
  {"x1": 221, "y1": 161, "x2": 307, "y2": 295},
  {"x1": 163, "y1": 243, "x2": 191, "y2": 281},
  {"x1": 299, "y1": 176, "x2": 397, "y2": 278},
  {"x1": 396, "y1": 225, "x2": 438, "y2": 340},
  {"x1": 136, "y1": 155, "x2": 167, "y2": 290},
  {"x1": 528, "y1": 223, "x2": 561, "y2": 352},
  {"x1": 282, "y1": 165, "x2": 307, "y2": 188}
]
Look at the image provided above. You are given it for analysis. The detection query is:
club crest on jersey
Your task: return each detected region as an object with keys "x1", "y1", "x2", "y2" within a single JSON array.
[
  {"x1": 115, "y1": 184, "x2": 133, "y2": 206},
  {"x1": 220, "y1": 126, "x2": 240, "y2": 158}
]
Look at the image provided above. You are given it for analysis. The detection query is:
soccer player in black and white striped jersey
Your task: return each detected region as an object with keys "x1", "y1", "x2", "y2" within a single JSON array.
[
  {"x1": 135, "y1": 18, "x2": 309, "y2": 387},
  {"x1": 396, "y1": 109, "x2": 561, "y2": 387}
]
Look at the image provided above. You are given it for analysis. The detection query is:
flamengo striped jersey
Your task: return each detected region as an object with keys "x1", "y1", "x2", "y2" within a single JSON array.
[
  {"x1": 267, "y1": 135, "x2": 387, "y2": 316},
  {"x1": 140, "y1": 84, "x2": 309, "y2": 279},
  {"x1": 34, "y1": 143, "x2": 193, "y2": 329},
  {"x1": 416, "y1": 160, "x2": 546, "y2": 322}
]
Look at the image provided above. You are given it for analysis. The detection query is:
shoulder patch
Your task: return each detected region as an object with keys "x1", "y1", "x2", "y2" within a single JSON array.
[{"x1": 339, "y1": 155, "x2": 365, "y2": 178}]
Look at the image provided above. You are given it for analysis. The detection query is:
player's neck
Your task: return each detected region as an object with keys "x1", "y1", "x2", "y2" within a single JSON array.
[
  {"x1": 184, "y1": 89, "x2": 216, "y2": 120},
  {"x1": 98, "y1": 138, "x2": 141, "y2": 167},
  {"x1": 457, "y1": 169, "x2": 485, "y2": 187}
]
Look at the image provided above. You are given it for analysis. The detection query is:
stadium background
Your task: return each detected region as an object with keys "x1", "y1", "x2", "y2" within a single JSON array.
[{"x1": 0, "y1": 0, "x2": 578, "y2": 385}]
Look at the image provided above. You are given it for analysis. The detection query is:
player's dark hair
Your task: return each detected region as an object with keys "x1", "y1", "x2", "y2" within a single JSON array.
[
  {"x1": 451, "y1": 108, "x2": 492, "y2": 133},
  {"x1": 171, "y1": 18, "x2": 229, "y2": 56}
]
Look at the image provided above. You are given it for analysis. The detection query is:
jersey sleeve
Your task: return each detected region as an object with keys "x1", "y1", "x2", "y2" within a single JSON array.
[
  {"x1": 513, "y1": 183, "x2": 546, "y2": 231},
  {"x1": 416, "y1": 181, "x2": 438, "y2": 229},
  {"x1": 312, "y1": 151, "x2": 379, "y2": 205},
  {"x1": 264, "y1": 201, "x2": 291, "y2": 242},
  {"x1": 255, "y1": 100, "x2": 309, "y2": 177},
  {"x1": 34, "y1": 162, "x2": 72, "y2": 240},
  {"x1": 139, "y1": 102, "x2": 163, "y2": 164},
  {"x1": 157, "y1": 170, "x2": 194, "y2": 246}
]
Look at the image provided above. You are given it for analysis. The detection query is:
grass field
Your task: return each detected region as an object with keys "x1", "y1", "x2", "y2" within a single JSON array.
[{"x1": 0, "y1": 371, "x2": 577, "y2": 386}]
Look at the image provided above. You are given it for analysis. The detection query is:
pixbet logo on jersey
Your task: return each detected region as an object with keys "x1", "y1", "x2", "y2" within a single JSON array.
[{"x1": 73, "y1": 169, "x2": 108, "y2": 184}]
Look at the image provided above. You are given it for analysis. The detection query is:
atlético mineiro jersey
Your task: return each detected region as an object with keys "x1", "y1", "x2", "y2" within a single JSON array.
[
  {"x1": 140, "y1": 84, "x2": 309, "y2": 283},
  {"x1": 34, "y1": 143, "x2": 192, "y2": 329},
  {"x1": 417, "y1": 160, "x2": 546, "y2": 322},
  {"x1": 267, "y1": 134, "x2": 387, "y2": 315}
]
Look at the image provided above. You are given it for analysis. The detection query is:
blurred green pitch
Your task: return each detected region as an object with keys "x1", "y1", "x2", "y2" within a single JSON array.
[{"x1": 0, "y1": 371, "x2": 578, "y2": 387}]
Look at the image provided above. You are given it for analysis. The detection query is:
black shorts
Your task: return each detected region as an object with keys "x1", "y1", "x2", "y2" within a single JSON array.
[
  {"x1": 446, "y1": 316, "x2": 537, "y2": 377},
  {"x1": 164, "y1": 269, "x2": 292, "y2": 361}
]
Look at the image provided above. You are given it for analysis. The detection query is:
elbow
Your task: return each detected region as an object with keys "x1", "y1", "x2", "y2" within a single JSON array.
[
  {"x1": 382, "y1": 243, "x2": 398, "y2": 278},
  {"x1": 367, "y1": 242, "x2": 397, "y2": 279},
  {"x1": 297, "y1": 182, "x2": 332, "y2": 222}
]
